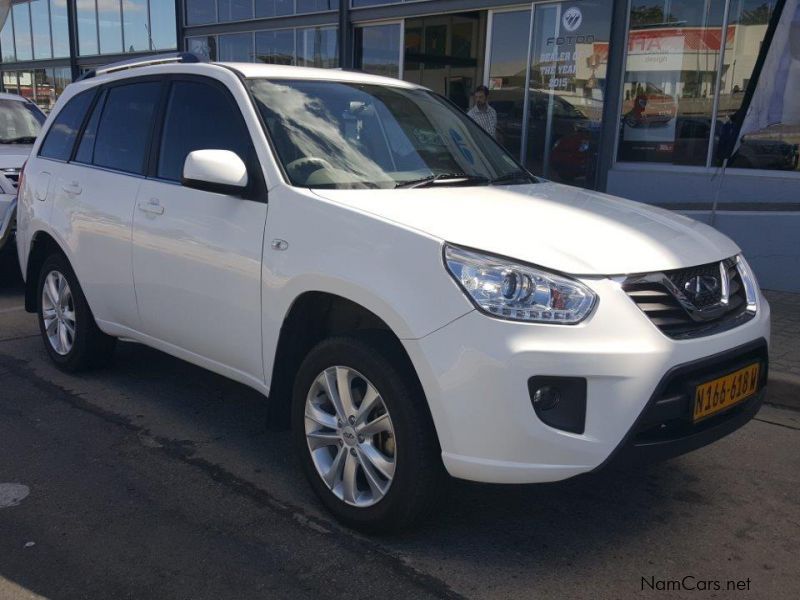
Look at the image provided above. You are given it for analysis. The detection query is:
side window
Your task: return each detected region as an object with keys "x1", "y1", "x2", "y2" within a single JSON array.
[
  {"x1": 74, "y1": 90, "x2": 106, "y2": 165},
  {"x1": 93, "y1": 82, "x2": 162, "y2": 175},
  {"x1": 157, "y1": 80, "x2": 252, "y2": 182},
  {"x1": 39, "y1": 90, "x2": 95, "y2": 161}
]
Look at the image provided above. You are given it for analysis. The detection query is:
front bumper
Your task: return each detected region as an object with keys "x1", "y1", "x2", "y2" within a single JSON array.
[
  {"x1": 598, "y1": 338, "x2": 767, "y2": 469},
  {"x1": 403, "y1": 278, "x2": 771, "y2": 484}
]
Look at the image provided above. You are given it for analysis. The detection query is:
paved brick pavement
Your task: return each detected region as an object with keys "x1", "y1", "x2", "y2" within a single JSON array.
[
  {"x1": 765, "y1": 290, "x2": 800, "y2": 377},
  {"x1": 764, "y1": 290, "x2": 800, "y2": 412}
]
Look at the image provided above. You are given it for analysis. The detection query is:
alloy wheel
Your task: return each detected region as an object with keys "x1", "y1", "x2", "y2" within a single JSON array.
[
  {"x1": 304, "y1": 366, "x2": 396, "y2": 507},
  {"x1": 41, "y1": 270, "x2": 76, "y2": 356}
]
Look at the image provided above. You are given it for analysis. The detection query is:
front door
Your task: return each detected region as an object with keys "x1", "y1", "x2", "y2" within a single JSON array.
[{"x1": 131, "y1": 77, "x2": 267, "y2": 383}]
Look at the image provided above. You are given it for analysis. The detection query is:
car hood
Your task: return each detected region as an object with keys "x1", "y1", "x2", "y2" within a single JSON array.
[
  {"x1": 0, "y1": 144, "x2": 32, "y2": 167},
  {"x1": 312, "y1": 182, "x2": 739, "y2": 275}
]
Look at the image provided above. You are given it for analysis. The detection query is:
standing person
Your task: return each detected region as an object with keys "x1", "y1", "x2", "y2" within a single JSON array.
[{"x1": 467, "y1": 85, "x2": 497, "y2": 139}]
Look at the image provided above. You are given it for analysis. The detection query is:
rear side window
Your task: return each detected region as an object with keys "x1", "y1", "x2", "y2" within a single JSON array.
[
  {"x1": 157, "y1": 80, "x2": 252, "y2": 182},
  {"x1": 93, "y1": 82, "x2": 162, "y2": 175},
  {"x1": 74, "y1": 90, "x2": 106, "y2": 165},
  {"x1": 39, "y1": 91, "x2": 95, "y2": 161}
]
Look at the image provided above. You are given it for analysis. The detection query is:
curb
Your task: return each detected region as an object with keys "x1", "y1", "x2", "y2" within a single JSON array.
[{"x1": 765, "y1": 371, "x2": 800, "y2": 412}]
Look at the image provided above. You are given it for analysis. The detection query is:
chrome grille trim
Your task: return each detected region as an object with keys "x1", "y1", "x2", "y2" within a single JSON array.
[{"x1": 623, "y1": 257, "x2": 754, "y2": 339}]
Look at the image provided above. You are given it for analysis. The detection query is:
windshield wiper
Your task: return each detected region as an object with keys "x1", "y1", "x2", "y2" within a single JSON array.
[
  {"x1": 0, "y1": 136, "x2": 38, "y2": 144},
  {"x1": 489, "y1": 171, "x2": 537, "y2": 185},
  {"x1": 395, "y1": 172, "x2": 489, "y2": 189}
]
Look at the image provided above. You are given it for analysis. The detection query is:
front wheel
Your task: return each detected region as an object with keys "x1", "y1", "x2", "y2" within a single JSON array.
[
  {"x1": 292, "y1": 335, "x2": 444, "y2": 532},
  {"x1": 36, "y1": 253, "x2": 116, "y2": 372}
]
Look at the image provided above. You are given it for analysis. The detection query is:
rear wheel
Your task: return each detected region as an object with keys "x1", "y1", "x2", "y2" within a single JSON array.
[
  {"x1": 292, "y1": 335, "x2": 444, "y2": 532},
  {"x1": 36, "y1": 253, "x2": 116, "y2": 372}
]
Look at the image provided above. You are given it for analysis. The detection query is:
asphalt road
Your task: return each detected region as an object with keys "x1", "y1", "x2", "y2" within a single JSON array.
[{"x1": 1, "y1": 248, "x2": 799, "y2": 600}]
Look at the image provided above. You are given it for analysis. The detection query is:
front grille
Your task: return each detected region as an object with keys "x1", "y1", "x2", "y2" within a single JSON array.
[
  {"x1": 623, "y1": 258, "x2": 752, "y2": 339},
  {"x1": 1, "y1": 168, "x2": 20, "y2": 189},
  {"x1": 667, "y1": 262, "x2": 727, "y2": 309}
]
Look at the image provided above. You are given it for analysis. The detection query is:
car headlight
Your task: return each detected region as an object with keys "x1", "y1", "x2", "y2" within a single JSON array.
[
  {"x1": 736, "y1": 254, "x2": 759, "y2": 312},
  {"x1": 444, "y1": 245, "x2": 597, "y2": 324}
]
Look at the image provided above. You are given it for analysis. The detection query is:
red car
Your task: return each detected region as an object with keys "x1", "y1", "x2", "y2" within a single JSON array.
[{"x1": 622, "y1": 82, "x2": 677, "y2": 128}]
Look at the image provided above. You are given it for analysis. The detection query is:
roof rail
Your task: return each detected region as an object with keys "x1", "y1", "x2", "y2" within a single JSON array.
[{"x1": 77, "y1": 52, "x2": 203, "y2": 81}]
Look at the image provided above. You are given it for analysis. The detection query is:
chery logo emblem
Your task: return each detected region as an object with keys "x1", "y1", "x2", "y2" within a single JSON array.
[{"x1": 684, "y1": 275, "x2": 719, "y2": 298}]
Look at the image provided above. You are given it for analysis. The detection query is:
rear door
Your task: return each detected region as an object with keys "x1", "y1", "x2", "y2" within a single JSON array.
[
  {"x1": 48, "y1": 79, "x2": 163, "y2": 330},
  {"x1": 31, "y1": 90, "x2": 96, "y2": 262},
  {"x1": 131, "y1": 76, "x2": 267, "y2": 383}
]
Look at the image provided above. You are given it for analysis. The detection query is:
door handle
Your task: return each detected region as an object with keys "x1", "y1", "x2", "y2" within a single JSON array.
[
  {"x1": 137, "y1": 198, "x2": 164, "y2": 215},
  {"x1": 62, "y1": 181, "x2": 82, "y2": 195}
]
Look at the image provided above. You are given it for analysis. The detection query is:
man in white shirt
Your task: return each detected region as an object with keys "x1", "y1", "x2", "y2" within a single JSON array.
[{"x1": 467, "y1": 85, "x2": 497, "y2": 139}]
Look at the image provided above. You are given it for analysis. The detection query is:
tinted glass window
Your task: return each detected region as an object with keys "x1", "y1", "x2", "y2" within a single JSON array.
[
  {"x1": 149, "y1": 0, "x2": 178, "y2": 51},
  {"x1": 219, "y1": 0, "x2": 253, "y2": 22},
  {"x1": 94, "y1": 82, "x2": 162, "y2": 174},
  {"x1": 218, "y1": 32, "x2": 253, "y2": 61},
  {"x1": 157, "y1": 80, "x2": 252, "y2": 182},
  {"x1": 74, "y1": 91, "x2": 106, "y2": 164},
  {"x1": 186, "y1": 0, "x2": 216, "y2": 25},
  {"x1": 296, "y1": 0, "x2": 339, "y2": 13},
  {"x1": 619, "y1": 0, "x2": 727, "y2": 166},
  {"x1": 39, "y1": 91, "x2": 95, "y2": 161}
]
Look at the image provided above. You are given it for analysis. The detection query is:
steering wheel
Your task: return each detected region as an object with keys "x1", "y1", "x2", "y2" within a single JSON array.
[{"x1": 286, "y1": 157, "x2": 334, "y2": 183}]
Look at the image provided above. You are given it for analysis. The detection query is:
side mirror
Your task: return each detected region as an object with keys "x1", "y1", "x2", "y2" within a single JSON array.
[{"x1": 182, "y1": 149, "x2": 248, "y2": 196}]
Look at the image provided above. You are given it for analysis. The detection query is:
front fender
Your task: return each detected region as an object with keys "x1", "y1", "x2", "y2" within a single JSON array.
[{"x1": 261, "y1": 187, "x2": 474, "y2": 390}]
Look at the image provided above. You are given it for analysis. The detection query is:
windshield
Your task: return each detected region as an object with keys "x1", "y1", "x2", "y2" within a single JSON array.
[
  {"x1": 248, "y1": 79, "x2": 533, "y2": 189},
  {"x1": 0, "y1": 99, "x2": 45, "y2": 144}
]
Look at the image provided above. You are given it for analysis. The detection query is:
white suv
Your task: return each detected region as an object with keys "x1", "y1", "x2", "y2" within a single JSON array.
[{"x1": 16, "y1": 54, "x2": 770, "y2": 531}]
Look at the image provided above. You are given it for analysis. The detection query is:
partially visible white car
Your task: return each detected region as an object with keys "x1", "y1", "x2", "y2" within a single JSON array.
[{"x1": 0, "y1": 93, "x2": 46, "y2": 257}]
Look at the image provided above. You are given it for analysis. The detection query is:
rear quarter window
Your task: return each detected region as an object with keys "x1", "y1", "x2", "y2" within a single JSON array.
[{"x1": 38, "y1": 90, "x2": 96, "y2": 161}]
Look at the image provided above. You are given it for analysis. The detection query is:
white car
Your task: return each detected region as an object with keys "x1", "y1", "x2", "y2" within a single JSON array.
[
  {"x1": 16, "y1": 54, "x2": 770, "y2": 531},
  {"x1": 0, "y1": 93, "x2": 46, "y2": 257}
]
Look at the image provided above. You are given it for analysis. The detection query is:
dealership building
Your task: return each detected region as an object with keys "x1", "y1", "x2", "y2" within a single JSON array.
[{"x1": 0, "y1": 0, "x2": 797, "y2": 290}]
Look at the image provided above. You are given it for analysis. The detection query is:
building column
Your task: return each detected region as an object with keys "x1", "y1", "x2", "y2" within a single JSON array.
[
  {"x1": 594, "y1": 0, "x2": 629, "y2": 192},
  {"x1": 339, "y1": 0, "x2": 352, "y2": 68},
  {"x1": 175, "y1": 0, "x2": 184, "y2": 53},
  {"x1": 67, "y1": 0, "x2": 80, "y2": 80}
]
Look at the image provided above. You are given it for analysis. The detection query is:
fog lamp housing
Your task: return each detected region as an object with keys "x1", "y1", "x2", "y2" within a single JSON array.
[{"x1": 528, "y1": 376, "x2": 587, "y2": 434}]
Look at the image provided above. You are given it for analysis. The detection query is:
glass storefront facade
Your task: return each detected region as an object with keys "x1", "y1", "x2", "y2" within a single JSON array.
[
  {"x1": 617, "y1": 0, "x2": 795, "y2": 174},
  {"x1": 185, "y1": 0, "x2": 339, "y2": 25},
  {"x1": 1, "y1": 0, "x2": 177, "y2": 112},
  {"x1": 486, "y1": 1, "x2": 612, "y2": 185},
  {"x1": 1, "y1": 67, "x2": 71, "y2": 112},
  {"x1": 187, "y1": 26, "x2": 338, "y2": 66},
  {"x1": 0, "y1": 1, "x2": 795, "y2": 288},
  {"x1": 1, "y1": 0, "x2": 70, "y2": 61},
  {"x1": 181, "y1": 0, "x2": 796, "y2": 289}
]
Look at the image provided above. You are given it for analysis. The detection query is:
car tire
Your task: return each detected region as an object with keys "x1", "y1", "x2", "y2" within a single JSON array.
[
  {"x1": 36, "y1": 253, "x2": 116, "y2": 372},
  {"x1": 292, "y1": 334, "x2": 445, "y2": 533}
]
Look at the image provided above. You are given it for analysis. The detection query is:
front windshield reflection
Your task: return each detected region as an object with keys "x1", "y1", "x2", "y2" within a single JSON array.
[{"x1": 248, "y1": 79, "x2": 529, "y2": 189}]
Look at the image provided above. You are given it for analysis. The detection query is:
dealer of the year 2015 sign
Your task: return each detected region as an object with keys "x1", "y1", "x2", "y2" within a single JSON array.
[{"x1": 538, "y1": 6, "x2": 594, "y2": 90}]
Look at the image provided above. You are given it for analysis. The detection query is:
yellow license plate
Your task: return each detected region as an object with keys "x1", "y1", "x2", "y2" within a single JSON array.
[{"x1": 693, "y1": 363, "x2": 760, "y2": 422}]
